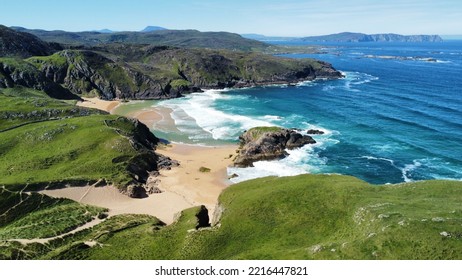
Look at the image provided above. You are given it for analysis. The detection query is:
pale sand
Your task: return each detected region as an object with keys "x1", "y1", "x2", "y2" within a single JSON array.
[
  {"x1": 156, "y1": 144, "x2": 237, "y2": 222},
  {"x1": 39, "y1": 143, "x2": 237, "y2": 225},
  {"x1": 77, "y1": 97, "x2": 121, "y2": 113},
  {"x1": 39, "y1": 184, "x2": 192, "y2": 224}
]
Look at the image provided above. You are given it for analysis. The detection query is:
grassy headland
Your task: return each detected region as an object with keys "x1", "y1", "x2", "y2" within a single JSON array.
[{"x1": 0, "y1": 87, "x2": 166, "y2": 194}]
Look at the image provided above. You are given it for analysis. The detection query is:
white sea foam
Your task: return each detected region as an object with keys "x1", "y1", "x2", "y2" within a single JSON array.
[
  {"x1": 323, "y1": 71, "x2": 378, "y2": 93},
  {"x1": 361, "y1": 155, "x2": 395, "y2": 166},
  {"x1": 159, "y1": 90, "x2": 275, "y2": 140},
  {"x1": 296, "y1": 80, "x2": 315, "y2": 87},
  {"x1": 401, "y1": 160, "x2": 423, "y2": 182},
  {"x1": 263, "y1": 115, "x2": 284, "y2": 121}
]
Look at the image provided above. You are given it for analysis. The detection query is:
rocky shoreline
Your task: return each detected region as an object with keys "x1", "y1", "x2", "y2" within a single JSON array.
[{"x1": 233, "y1": 127, "x2": 317, "y2": 168}]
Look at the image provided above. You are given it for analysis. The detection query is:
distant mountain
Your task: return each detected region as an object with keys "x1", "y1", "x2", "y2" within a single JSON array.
[
  {"x1": 141, "y1": 26, "x2": 167, "y2": 32},
  {"x1": 301, "y1": 32, "x2": 443, "y2": 43},
  {"x1": 0, "y1": 25, "x2": 60, "y2": 57},
  {"x1": 10, "y1": 27, "x2": 270, "y2": 51},
  {"x1": 93, "y1": 29, "x2": 115, "y2": 33}
]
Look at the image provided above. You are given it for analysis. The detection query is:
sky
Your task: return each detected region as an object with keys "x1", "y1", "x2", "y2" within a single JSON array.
[{"x1": 2, "y1": 0, "x2": 461, "y2": 36}]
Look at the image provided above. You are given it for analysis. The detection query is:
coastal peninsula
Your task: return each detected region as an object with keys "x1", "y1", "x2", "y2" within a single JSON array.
[{"x1": 2, "y1": 23, "x2": 462, "y2": 261}]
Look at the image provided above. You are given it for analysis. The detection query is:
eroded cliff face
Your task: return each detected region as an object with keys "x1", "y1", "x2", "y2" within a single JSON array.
[
  {"x1": 1, "y1": 25, "x2": 343, "y2": 101},
  {"x1": 233, "y1": 127, "x2": 316, "y2": 168},
  {"x1": 1, "y1": 47, "x2": 342, "y2": 101}
]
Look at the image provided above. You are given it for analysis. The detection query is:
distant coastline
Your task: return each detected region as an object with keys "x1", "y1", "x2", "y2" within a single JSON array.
[{"x1": 243, "y1": 32, "x2": 443, "y2": 43}]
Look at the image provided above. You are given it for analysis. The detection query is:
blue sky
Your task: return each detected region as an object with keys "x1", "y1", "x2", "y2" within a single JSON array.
[{"x1": 2, "y1": 0, "x2": 461, "y2": 36}]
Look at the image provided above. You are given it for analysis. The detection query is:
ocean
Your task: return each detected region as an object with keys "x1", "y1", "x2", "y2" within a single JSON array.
[{"x1": 114, "y1": 41, "x2": 462, "y2": 185}]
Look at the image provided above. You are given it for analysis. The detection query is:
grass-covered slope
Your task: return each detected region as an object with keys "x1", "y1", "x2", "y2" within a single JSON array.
[
  {"x1": 0, "y1": 88, "x2": 164, "y2": 194},
  {"x1": 0, "y1": 87, "x2": 97, "y2": 131},
  {"x1": 0, "y1": 187, "x2": 106, "y2": 259},
  {"x1": 20, "y1": 174, "x2": 462, "y2": 260},
  {"x1": 198, "y1": 175, "x2": 462, "y2": 259}
]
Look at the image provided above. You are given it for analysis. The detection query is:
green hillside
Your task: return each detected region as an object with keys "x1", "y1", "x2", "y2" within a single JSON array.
[
  {"x1": 11, "y1": 27, "x2": 270, "y2": 52},
  {"x1": 0, "y1": 88, "x2": 167, "y2": 195},
  {"x1": 3, "y1": 174, "x2": 461, "y2": 260}
]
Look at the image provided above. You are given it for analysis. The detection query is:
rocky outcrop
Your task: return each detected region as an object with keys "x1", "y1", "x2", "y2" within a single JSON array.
[
  {"x1": 233, "y1": 127, "x2": 316, "y2": 167},
  {"x1": 105, "y1": 117, "x2": 178, "y2": 198},
  {"x1": 195, "y1": 205, "x2": 211, "y2": 230},
  {"x1": 0, "y1": 59, "x2": 79, "y2": 100},
  {"x1": 307, "y1": 129, "x2": 325, "y2": 135},
  {"x1": 26, "y1": 50, "x2": 183, "y2": 100}
]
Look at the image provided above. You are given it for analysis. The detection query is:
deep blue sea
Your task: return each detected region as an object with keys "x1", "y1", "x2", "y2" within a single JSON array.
[{"x1": 118, "y1": 41, "x2": 462, "y2": 184}]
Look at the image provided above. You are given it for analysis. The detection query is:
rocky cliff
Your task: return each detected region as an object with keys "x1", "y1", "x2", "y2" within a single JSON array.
[
  {"x1": 1, "y1": 47, "x2": 342, "y2": 100},
  {"x1": 233, "y1": 127, "x2": 316, "y2": 167},
  {"x1": 1, "y1": 25, "x2": 342, "y2": 100}
]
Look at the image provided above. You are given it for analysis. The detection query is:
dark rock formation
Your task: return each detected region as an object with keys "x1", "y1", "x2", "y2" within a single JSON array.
[
  {"x1": 195, "y1": 205, "x2": 211, "y2": 230},
  {"x1": 0, "y1": 59, "x2": 79, "y2": 100},
  {"x1": 104, "y1": 117, "x2": 178, "y2": 197},
  {"x1": 125, "y1": 185, "x2": 148, "y2": 198},
  {"x1": 307, "y1": 129, "x2": 325, "y2": 135},
  {"x1": 233, "y1": 127, "x2": 316, "y2": 167}
]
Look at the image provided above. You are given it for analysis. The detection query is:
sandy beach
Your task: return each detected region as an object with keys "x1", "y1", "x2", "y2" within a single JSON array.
[
  {"x1": 155, "y1": 144, "x2": 236, "y2": 222},
  {"x1": 77, "y1": 97, "x2": 121, "y2": 113},
  {"x1": 53, "y1": 98, "x2": 238, "y2": 224},
  {"x1": 40, "y1": 144, "x2": 236, "y2": 224}
]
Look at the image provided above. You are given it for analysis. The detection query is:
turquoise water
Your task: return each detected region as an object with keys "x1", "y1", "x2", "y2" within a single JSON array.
[{"x1": 117, "y1": 41, "x2": 462, "y2": 184}]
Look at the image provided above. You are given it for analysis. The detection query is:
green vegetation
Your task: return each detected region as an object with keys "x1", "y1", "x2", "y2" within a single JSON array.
[
  {"x1": 170, "y1": 79, "x2": 191, "y2": 89},
  {"x1": 26, "y1": 52, "x2": 68, "y2": 68},
  {"x1": 245, "y1": 126, "x2": 283, "y2": 140},
  {"x1": 0, "y1": 188, "x2": 106, "y2": 241},
  {"x1": 11, "y1": 27, "x2": 270, "y2": 52},
  {"x1": 2, "y1": 25, "x2": 340, "y2": 101},
  {"x1": 0, "y1": 57, "x2": 41, "y2": 75},
  {"x1": 0, "y1": 87, "x2": 99, "y2": 131},
  {"x1": 2, "y1": 25, "x2": 459, "y2": 261},
  {"x1": 199, "y1": 166, "x2": 211, "y2": 173},
  {"x1": 0, "y1": 114, "x2": 136, "y2": 188},
  {"x1": 0, "y1": 87, "x2": 160, "y2": 192},
  {"x1": 3, "y1": 174, "x2": 461, "y2": 260}
]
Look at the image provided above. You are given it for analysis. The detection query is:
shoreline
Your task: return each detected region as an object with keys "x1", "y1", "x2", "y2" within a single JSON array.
[{"x1": 70, "y1": 97, "x2": 238, "y2": 224}]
